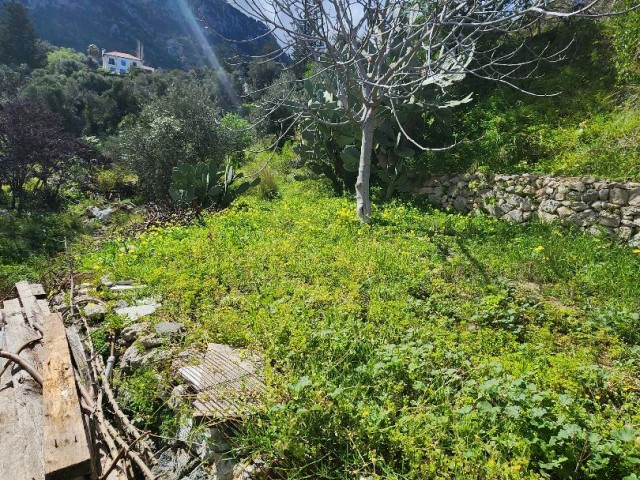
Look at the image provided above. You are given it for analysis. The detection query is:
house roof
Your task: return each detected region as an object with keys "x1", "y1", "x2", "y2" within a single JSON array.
[{"x1": 103, "y1": 51, "x2": 141, "y2": 61}]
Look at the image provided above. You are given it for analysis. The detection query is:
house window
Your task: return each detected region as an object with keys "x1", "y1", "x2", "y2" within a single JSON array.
[
  {"x1": 108, "y1": 58, "x2": 115, "y2": 65},
  {"x1": 109, "y1": 67, "x2": 116, "y2": 72},
  {"x1": 121, "y1": 59, "x2": 127, "y2": 66},
  {"x1": 119, "y1": 69, "x2": 126, "y2": 74},
  {"x1": 132, "y1": 62, "x2": 138, "y2": 67}
]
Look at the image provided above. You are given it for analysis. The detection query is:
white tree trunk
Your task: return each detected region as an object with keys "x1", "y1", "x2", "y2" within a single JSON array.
[{"x1": 355, "y1": 115, "x2": 375, "y2": 223}]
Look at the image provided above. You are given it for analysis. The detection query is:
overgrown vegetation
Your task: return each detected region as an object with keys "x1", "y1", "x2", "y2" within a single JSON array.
[
  {"x1": 421, "y1": 21, "x2": 640, "y2": 179},
  {"x1": 0, "y1": 4, "x2": 639, "y2": 478},
  {"x1": 80, "y1": 173, "x2": 640, "y2": 479}
]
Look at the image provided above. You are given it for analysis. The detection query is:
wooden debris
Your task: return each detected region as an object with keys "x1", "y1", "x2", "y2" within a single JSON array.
[
  {"x1": 178, "y1": 343, "x2": 265, "y2": 419},
  {"x1": 1, "y1": 297, "x2": 45, "y2": 480},
  {"x1": 42, "y1": 312, "x2": 92, "y2": 480}
]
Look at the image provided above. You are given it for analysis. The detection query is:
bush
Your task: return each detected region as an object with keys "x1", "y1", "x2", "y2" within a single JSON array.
[{"x1": 115, "y1": 80, "x2": 253, "y2": 201}]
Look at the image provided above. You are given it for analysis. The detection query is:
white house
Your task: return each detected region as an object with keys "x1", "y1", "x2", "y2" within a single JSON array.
[{"x1": 101, "y1": 51, "x2": 154, "y2": 74}]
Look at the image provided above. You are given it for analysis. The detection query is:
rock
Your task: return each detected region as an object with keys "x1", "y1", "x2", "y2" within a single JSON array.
[
  {"x1": 618, "y1": 227, "x2": 633, "y2": 241},
  {"x1": 453, "y1": 196, "x2": 469, "y2": 212},
  {"x1": 598, "y1": 189, "x2": 610, "y2": 201},
  {"x1": 628, "y1": 188, "x2": 640, "y2": 206},
  {"x1": 120, "y1": 322, "x2": 149, "y2": 343},
  {"x1": 503, "y1": 209, "x2": 524, "y2": 223},
  {"x1": 84, "y1": 303, "x2": 106, "y2": 321},
  {"x1": 115, "y1": 302, "x2": 160, "y2": 321},
  {"x1": 540, "y1": 199, "x2": 560, "y2": 214},
  {"x1": 139, "y1": 334, "x2": 164, "y2": 349},
  {"x1": 557, "y1": 206, "x2": 574, "y2": 217},
  {"x1": 571, "y1": 202, "x2": 589, "y2": 212},
  {"x1": 86, "y1": 206, "x2": 100, "y2": 218},
  {"x1": 169, "y1": 384, "x2": 190, "y2": 410},
  {"x1": 213, "y1": 458, "x2": 236, "y2": 480},
  {"x1": 568, "y1": 181, "x2": 586, "y2": 192},
  {"x1": 598, "y1": 211, "x2": 621, "y2": 228},
  {"x1": 121, "y1": 343, "x2": 170, "y2": 372},
  {"x1": 537, "y1": 211, "x2": 558, "y2": 224},
  {"x1": 233, "y1": 459, "x2": 266, "y2": 480},
  {"x1": 152, "y1": 449, "x2": 193, "y2": 480},
  {"x1": 182, "y1": 466, "x2": 209, "y2": 480},
  {"x1": 154, "y1": 321, "x2": 183, "y2": 336},
  {"x1": 566, "y1": 210, "x2": 597, "y2": 228},
  {"x1": 101, "y1": 276, "x2": 114, "y2": 287},
  {"x1": 609, "y1": 188, "x2": 628, "y2": 206},
  {"x1": 622, "y1": 206, "x2": 640, "y2": 217},
  {"x1": 582, "y1": 189, "x2": 599, "y2": 203},
  {"x1": 629, "y1": 234, "x2": 640, "y2": 247}
]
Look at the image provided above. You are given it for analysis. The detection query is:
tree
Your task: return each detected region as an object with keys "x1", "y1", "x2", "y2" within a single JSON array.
[
  {"x1": 114, "y1": 80, "x2": 245, "y2": 201},
  {"x1": 87, "y1": 44, "x2": 99, "y2": 62},
  {"x1": 220, "y1": 0, "x2": 623, "y2": 222},
  {"x1": 0, "y1": 2, "x2": 38, "y2": 67},
  {"x1": 0, "y1": 99, "x2": 99, "y2": 210}
]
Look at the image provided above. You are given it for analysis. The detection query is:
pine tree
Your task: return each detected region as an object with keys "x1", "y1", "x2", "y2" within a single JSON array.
[{"x1": 0, "y1": 2, "x2": 38, "y2": 67}]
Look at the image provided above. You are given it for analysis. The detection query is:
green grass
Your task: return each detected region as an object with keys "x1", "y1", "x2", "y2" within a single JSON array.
[
  {"x1": 0, "y1": 209, "x2": 87, "y2": 294},
  {"x1": 421, "y1": 21, "x2": 640, "y2": 181},
  {"x1": 78, "y1": 172, "x2": 640, "y2": 480}
]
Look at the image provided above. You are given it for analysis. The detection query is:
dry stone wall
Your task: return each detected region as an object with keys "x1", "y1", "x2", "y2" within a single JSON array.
[{"x1": 416, "y1": 173, "x2": 640, "y2": 246}]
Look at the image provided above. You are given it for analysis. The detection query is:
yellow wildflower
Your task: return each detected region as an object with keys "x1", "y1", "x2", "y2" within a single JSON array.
[
  {"x1": 534, "y1": 245, "x2": 545, "y2": 252},
  {"x1": 633, "y1": 249, "x2": 640, "y2": 254}
]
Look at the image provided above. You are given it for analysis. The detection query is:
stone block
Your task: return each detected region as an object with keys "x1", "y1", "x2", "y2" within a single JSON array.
[
  {"x1": 628, "y1": 188, "x2": 640, "y2": 206},
  {"x1": 598, "y1": 211, "x2": 621, "y2": 228},
  {"x1": 557, "y1": 206, "x2": 574, "y2": 217},
  {"x1": 609, "y1": 188, "x2": 628, "y2": 206},
  {"x1": 582, "y1": 189, "x2": 599, "y2": 204}
]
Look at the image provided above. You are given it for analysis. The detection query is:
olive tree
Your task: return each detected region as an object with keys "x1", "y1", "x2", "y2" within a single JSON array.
[{"x1": 216, "y1": 0, "x2": 622, "y2": 222}]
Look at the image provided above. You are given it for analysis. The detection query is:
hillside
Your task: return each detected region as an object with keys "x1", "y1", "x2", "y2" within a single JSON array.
[{"x1": 4, "y1": 0, "x2": 273, "y2": 69}]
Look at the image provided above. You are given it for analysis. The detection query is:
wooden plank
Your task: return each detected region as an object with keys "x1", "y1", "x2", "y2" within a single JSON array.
[
  {"x1": 0, "y1": 306, "x2": 26, "y2": 480},
  {"x1": 38, "y1": 298, "x2": 52, "y2": 315},
  {"x1": 30, "y1": 283, "x2": 47, "y2": 298},
  {"x1": 2, "y1": 298, "x2": 45, "y2": 480},
  {"x1": 42, "y1": 312, "x2": 91, "y2": 480},
  {"x1": 16, "y1": 280, "x2": 44, "y2": 330}
]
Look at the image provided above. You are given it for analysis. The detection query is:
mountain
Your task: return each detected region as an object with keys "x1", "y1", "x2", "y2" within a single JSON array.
[{"x1": 4, "y1": 0, "x2": 274, "y2": 70}]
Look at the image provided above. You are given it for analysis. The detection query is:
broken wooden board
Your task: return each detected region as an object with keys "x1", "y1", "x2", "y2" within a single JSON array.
[
  {"x1": 16, "y1": 280, "x2": 45, "y2": 330},
  {"x1": 42, "y1": 312, "x2": 92, "y2": 480},
  {"x1": 177, "y1": 343, "x2": 265, "y2": 419},
  {"x1": 1, "y1": 297, "x2": 45, "y2": 480}
]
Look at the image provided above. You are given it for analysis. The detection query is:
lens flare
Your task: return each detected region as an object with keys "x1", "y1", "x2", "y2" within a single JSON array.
[{"x1": 175, "y1": 0, "x2": 239, "y2": 105}]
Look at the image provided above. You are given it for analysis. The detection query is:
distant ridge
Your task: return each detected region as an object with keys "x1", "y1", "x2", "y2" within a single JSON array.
[{"x1": 3, "y1": 0, "x2": 273, "y2": 70}]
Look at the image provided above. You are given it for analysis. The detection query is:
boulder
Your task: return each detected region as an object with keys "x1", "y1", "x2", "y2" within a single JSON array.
[
  {"x1": 120, "y1": 322, "x2": 150, "y2": 344},
  {"x1": 84, "y1": 303, "x2": 106, "y2": 321}
]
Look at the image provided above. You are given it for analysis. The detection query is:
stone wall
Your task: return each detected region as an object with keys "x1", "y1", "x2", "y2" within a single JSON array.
[{"x1": 416, "y1": 173, "x2": 640, "y2": 246}]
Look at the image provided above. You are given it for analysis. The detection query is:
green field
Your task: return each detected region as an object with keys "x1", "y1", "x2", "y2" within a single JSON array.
[{"x1": 80, "y1": 173, "x2": 640, "y2": 480}]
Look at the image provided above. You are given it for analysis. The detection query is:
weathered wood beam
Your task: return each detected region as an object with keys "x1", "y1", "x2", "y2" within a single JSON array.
[
  {"x1": 42, "y1": 312, "x2": 92, "y2": 480},
  {"x1": 2, "y1": 297, "x2": 45, "y2": 480}
]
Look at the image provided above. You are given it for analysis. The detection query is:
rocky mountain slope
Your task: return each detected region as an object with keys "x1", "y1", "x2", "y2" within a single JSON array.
[{"x1": 5, "y1": 0, "x2": 272, "y2": 70}]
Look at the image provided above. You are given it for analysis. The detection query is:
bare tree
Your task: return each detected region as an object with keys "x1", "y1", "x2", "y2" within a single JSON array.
[{"x1": 214, "y1": 0, "x2": 626, "y2": 222}]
